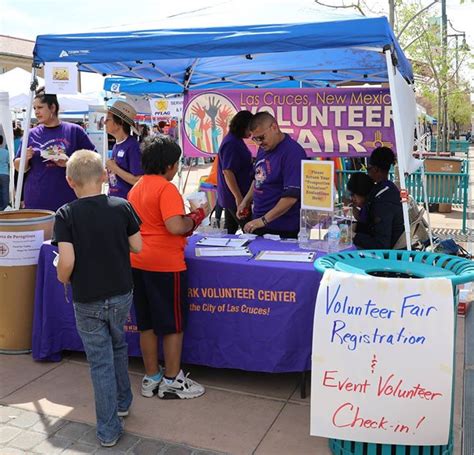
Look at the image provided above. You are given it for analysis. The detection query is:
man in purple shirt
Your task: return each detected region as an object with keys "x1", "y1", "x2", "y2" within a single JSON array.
[
  {"x1": 237, "y1": 112, "x2": 307, "y2": 238},
  {"x1": 14, "y1": 89, "x2": 96, "y2": 212}
]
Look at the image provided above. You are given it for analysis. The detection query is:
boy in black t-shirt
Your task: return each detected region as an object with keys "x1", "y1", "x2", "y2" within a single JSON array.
[{"x1": 52, "y1": 149, "x2": 141, "y2": 448}]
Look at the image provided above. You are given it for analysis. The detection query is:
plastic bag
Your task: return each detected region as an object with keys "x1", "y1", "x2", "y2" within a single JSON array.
[{"x1": 433, "y1": 238, "x2": 472, "y2": 259}]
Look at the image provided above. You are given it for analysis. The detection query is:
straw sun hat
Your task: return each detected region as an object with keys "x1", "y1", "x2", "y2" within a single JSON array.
[{"x1": 107, "y1": 100, "x2": 140, "y2": 135}]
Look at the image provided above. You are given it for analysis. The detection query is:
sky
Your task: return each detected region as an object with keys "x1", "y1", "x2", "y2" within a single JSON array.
[
  {"x1": 2, "y1": 0, "x2": 472, "y2": 41},
  {"x1": 1, "y1": 0, "x2": 473, "y2": 92}
]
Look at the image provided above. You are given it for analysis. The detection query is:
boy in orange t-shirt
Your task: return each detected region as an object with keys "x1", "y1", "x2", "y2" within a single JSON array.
[{"x1": 128, "y1": 136, "x2": 208, "y2": 399}]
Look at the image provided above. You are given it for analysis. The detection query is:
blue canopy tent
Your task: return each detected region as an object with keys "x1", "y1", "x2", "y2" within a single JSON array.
[
  {"x1": 103, "y1": 76, "x2": 304, "y2": 95},
  {"x1": 32, "y1": 17, "x2": 413, "y2": 90},
  {"x1": 18, "y1": 12, "x2": 418, "y2": 250}
]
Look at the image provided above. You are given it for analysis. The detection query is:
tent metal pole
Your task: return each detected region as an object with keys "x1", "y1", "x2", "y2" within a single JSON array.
[
  {"x1": 102, "y1": 100, "x2": 108, "y2": 194},
  {"x1": 14, "y1": 67, "x2": 37, "y2": 210},
  {"x1": 177, "y1": 116, "x2": 184, "y2": 191},
  {"x1": 384, "y1": 50, "x2": 412, "y2": 250}
]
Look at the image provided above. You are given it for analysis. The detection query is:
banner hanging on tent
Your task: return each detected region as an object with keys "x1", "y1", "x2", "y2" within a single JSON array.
[
  {"x1": 149, "y1": 97, "x2": 183, "y2": 120},
  {"x1": 182, "y1": 88, "x2": 395, "y2": 158}
]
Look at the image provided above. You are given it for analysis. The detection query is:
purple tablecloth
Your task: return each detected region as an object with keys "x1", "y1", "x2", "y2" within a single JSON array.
[{"x1": 32, "y1": 236, "x2": 329, "y2": 372}]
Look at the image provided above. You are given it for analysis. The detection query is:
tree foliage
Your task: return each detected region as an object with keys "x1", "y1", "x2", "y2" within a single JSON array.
[{"x1": 314, "y1": 0, "x2": 472, "y2": 131}]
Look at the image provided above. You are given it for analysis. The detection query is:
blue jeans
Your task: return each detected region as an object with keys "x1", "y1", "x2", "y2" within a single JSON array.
[
  {"x1": 0, "y1": 174, "x2": 9, "y2": 210},
  {"x1": 73, "y1": 291, "x2": 133, "y2": 444}
]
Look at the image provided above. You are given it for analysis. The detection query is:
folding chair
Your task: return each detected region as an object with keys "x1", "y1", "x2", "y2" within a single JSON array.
[{"x1": 393, "y1": 197, "x2": 430, "y2": 250}]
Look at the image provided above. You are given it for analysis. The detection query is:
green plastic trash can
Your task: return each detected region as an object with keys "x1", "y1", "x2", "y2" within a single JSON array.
[{"x1": 314, "y1": 249, "x2": 474, "y2": 455}]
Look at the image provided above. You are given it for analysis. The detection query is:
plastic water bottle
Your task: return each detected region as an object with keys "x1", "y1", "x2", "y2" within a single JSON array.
[
  {"x1": 298, "y1": 227, "x2": 310, "y2": 249},
  {"x1": 339, "y1": 223, "x2": 349, "y2": 245},
  {"x1": 327, "y1": 221, "x2": 341, "y2": 253}
]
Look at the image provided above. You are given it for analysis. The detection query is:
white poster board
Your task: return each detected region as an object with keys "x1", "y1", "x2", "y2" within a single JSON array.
[
  {"x1": 149, "y1": 97, "x2": 183, "y2": 119},
  {"x1": 44, "y1": 62, "x2": 79, "y2": 94},
  {"x1": 311, "y1": 270, "x2": 454, "y2": 445},
  {"x1": 88, "y1": 105, "x2": 106, "y2": 133},
  {"x1": 0, "y1": 230, "x2": 44, "y2": 266}
]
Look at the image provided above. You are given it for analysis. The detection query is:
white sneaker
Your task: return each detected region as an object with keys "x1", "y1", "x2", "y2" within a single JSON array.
[
  {"x1": 101, "y1": 434, "x2": 121, "y2": 448},
  {"x1": 141, "y1": 366, "x2": 164, "y2": 397},
  {"x1": 158, "y1": 370, "x2": 205, "y2": 399}
]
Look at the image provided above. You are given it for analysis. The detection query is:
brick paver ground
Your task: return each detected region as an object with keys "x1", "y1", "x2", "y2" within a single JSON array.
[{"x1": 0, "y1": 405, "x2": 225, "y2": 455}]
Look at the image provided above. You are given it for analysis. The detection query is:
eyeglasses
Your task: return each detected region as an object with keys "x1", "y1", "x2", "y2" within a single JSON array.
[{"x1": 251, "y1": 124, "x2": 274, "y2": 143}]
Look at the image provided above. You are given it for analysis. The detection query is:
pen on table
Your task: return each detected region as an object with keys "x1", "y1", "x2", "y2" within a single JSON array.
[{"x1": 246, "y1": 251, "x2": 256, "y2": 261}]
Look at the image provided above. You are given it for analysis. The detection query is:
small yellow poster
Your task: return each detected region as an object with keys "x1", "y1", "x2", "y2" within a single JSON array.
[{"x1": 301, "y1": 160, "x2": 334, "y2": 211}]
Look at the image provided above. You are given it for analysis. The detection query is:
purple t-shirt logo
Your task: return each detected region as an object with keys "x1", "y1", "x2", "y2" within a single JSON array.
[{"x1": 254, "y1": 159, "x2": 267, "y2": 189}]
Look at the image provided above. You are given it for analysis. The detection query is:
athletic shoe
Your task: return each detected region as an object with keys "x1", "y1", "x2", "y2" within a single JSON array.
[
  {"x1": 158, "y1": 370, "x2": 205, "y2": 399},
  {"x1": 141, "y1": 366, "x2": 164, "y2": 397},
  {"x1": 117, "y1": 409, "x2": 129, "y2": 417},
  {"x1": 101, "y1": 435, "x2": 121, "y2": 448}
]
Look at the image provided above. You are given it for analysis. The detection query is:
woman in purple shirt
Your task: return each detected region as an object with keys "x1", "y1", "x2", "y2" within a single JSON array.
[
  {"x1": 13, "y1": 87, "x2": 96, "y2": 212},
  {"x1": 216, "y1": 110, "x2": 254, "y2": 234},
  {"x1": 105, "y1": 101, "x2": 143, "y2": 199}
]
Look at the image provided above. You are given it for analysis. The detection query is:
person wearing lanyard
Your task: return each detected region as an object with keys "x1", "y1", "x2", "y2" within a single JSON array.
[{"x1": 105, "y1": 101, "x2": 143, "y2": 199}]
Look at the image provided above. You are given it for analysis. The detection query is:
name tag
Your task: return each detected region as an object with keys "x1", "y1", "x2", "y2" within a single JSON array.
[{"x1": 117, "y1": 151, "x2": 125, "y2": 158}]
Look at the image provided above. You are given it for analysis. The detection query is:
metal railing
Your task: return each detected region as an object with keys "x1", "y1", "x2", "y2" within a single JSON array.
[
  {"x1": 431, "y1": 139, "x2": 470, "y2": 155},
  {"x1": 336, "y1": 167, "x2": 469, "y2": 232}
]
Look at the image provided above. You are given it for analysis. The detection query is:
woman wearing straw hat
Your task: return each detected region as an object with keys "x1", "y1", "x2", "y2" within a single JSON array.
[
  {"x1": 13, "y1": 87, "x2": 96, "y2": 211},
  {"x1": 105, "y1": 100, "x2": 143, "y2": 199}
]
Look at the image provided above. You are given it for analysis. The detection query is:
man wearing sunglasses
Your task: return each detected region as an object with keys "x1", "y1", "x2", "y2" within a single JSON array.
[{"x1": 237, "y1": 112, "x2": 307, "y2": 238}]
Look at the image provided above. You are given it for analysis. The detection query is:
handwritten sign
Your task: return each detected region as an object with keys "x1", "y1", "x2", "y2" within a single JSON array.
[
  {"x1": 310, "y1": 270, "x2": 454, "y2": 445},
  {"x1": 301, "y1": 160, "x2": 334, "y2": 211}
]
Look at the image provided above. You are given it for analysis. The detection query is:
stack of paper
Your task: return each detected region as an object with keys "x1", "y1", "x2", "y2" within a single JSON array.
[
  {"x1": 195, "y1": 237, "x2": 252, "y2": 257},
  {"x1": 196, "y1": 237, "x2": 249, "y2": 248},
  {"x1": 254, "y1": 250, "x2": 316, "y2": 263},
  {"x1": 195, "y1": 247, "x2": 252, "y2": 257}
]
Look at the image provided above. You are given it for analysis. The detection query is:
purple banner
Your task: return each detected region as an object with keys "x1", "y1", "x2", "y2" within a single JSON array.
[{"x1": 182, "y1": 88, "x2": 395, "y2": 158}]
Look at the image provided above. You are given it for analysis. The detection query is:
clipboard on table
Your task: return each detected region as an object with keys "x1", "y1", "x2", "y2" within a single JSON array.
[
  {"x1": 254, "y1": 250, "x2": 316, "y2": 263},
  {"x1": 195, "y1": 247, "x2": 252, "y2": 257},
  {"x1": 196, "y1": 237, "x2": 249, "y2": 248}
]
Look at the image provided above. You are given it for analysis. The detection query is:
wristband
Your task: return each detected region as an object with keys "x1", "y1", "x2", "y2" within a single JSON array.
[
  {"x1": 261, "y1": 216, "x2": 268, "y2": 226},
  {"x1": 184, "y1": 208, "x2": 206, "y2": 236}
]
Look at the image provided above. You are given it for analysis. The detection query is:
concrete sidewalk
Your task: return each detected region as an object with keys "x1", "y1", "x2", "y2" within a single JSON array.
[
  {"x1": 0, "y1": 315, "x2": 466, "y2": 455},
  {"x1": 0, "y1": 353, "x2": 328, "y2": 454}
]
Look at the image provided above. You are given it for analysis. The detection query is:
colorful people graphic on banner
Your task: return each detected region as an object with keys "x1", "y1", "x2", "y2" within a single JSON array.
[{"x1": 184, "y1": 93, "x2": 238, "y2": 155}]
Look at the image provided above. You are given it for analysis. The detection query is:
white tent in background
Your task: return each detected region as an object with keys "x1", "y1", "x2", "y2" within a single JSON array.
[
  {"x1": 0, "y1": 68, "x2": 35, "y2": 98},
  {"x1": 0, "y1": 67, "x2": 102, "y2": 114}
]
